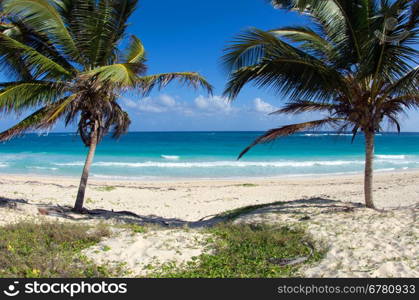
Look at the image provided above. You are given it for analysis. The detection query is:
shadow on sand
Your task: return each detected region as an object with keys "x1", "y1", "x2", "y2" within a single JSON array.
[{"x1": 0, "y1": 196, "x2": 366, "y2": 228}]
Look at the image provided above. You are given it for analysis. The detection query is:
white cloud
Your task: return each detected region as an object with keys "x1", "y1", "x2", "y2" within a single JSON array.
[
  {"x1": 123, "y1": 94, "x2": 238, "y2": 116},
  {"x1": 123, "y1": 94, "x2": 178, "y2": 113},
  {"x1": 159, "y1": 94, "x2": 176, "y2": 107},
  {"x1": 253, "y1": 98, "x2": 277, "y2": 114},
  {"x1": 194, "y1": 95, "x2": 232, "y2": 113},
  {"x1": 123, "y1": 98, "x2": 138, "y2": 108}
]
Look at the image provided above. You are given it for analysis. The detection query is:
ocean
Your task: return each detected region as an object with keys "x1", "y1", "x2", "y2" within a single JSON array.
[{"x1": 0, "y1": 131, "x2": 418, "y2": 180}]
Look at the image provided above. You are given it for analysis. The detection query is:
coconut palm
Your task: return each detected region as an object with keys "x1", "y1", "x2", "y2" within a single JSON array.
[
  {"x1": 0, "y1": 0, "x2": 212, "y2": 212},
  {"x1": 223, "y1": 0, "x2": 418, "y2": 208}
]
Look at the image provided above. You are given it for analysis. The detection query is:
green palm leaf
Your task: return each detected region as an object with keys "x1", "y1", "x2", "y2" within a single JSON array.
[
  {"x1": 138, "y1": 72, "x2": 213, "y2": 95},
  {"x1": 238, "y1": 118, "x2": 342, "y2": 159},
  {"x1": 83, "y1": 63, "x2": 143, "y2": 88},
  {"x1": 269, "y1": 26, "x2": 335, "y2": 60},
  {"x1": 125, "y1": 35, "x2": 145, "y2": 64},
  {"x1": 223, "y1": 29, "x2": 346, "y2": 100},
  {"x1": 2, "y1": 0, "x2": 80, "y2": 59},
  {"x1": 0, "y1": 95, "x2": 74, "y2": 141},
  {"x1": 0, "y1": 33, "x2": 72, "y2": 78},
  {"x1": 0, "y1": 82, "x2": 65, "y2": 112},
  {"x1": 270, "y1": 100, "x2": 338, "y2": 114}
]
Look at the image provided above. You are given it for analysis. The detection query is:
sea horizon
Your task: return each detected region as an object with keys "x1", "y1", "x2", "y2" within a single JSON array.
[
  {"x1": 22, "y1": 130, "x2": 419, "y2": 133},
  {"x1": 1, "y1": 131, "x2": 419, "y2": 180}
]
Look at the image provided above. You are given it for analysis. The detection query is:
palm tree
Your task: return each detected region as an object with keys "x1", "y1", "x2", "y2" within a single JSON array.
[
  {"x1": 0, "y1": 0, "x2": 212, "y2": 212},
  {"x1": 223, "y1": 0, "x2": 418, "y2": 208}
]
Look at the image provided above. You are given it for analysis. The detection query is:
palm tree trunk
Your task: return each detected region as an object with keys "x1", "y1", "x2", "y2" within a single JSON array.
[
  {"x1": 73, "y1": 122, "x2": 99, "y2": 212},
  {"x1": 364, "y1": 130, "x2": 375, "y2": 209}
]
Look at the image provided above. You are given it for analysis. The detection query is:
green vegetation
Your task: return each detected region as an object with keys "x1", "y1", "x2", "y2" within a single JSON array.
[
  {"x1": 0, "y1": 221, "x2": 123, "y2": 278},
  {"x1": 85, "y1": 197, "x2": 95, "y2": 204},
  {"x1": 129, "y1": 224, "x2": 148, "y2": 234},
  {"x1": 95, "y1": 186, "x2": 117, "y2": 192},
  {"x1": 149, "y1": 223, "x2": 323, "y2": 278},
  {"x1": 236, "y1": 183, "x2": 258, "y2": 187},
  {"x1": 221, "y1": 201, "x2": 284, "y2": 220},
  {"x1": 0, "y1": 217, "x2": 323, "y2": 278},
  {"x1": 118, "y1": 223, "x2": 148, "y2": 234},
  {"x1": 102, "y1": 245, "x2": 111, "y2": 252},
  {"x1": 223, "y1": 0, "x2": 419, "y2": 209}
]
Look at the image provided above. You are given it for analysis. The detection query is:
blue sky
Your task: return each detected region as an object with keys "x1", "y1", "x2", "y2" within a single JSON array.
[{"x1": 0, "y1": 0, "x2": 417, "y2": 132}]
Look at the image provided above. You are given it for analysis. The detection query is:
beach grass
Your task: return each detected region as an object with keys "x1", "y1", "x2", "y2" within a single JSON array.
[
  {"x1": 94, "y1": 186, "x2": 117, "y2": 192},
  {"x1": 236, "y1": 183, "x2": 259, "y2": 187},
  {"x1": 149, "y1": 223, "x2": 323, "y2": 278},
  {"x1": 0, "y1": 221, "x2": 124, "y2": 278},
  {"x1": 117, "y1": 223, "x2": 149, "y2": 234},
  {"x1": 220, "y1": 201, "x2": 284, "y2": 220}
]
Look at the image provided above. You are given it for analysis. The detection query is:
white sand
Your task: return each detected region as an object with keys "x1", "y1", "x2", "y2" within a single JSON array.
[
  {"x1": 82, "y1": 228, "x2": 210, "y2": 277},
  {"x1": 235, "y1": 200, "x2": 418, "y2": 277},
  {"x1": 0, "y1": 171, "x2": 418, "y2": 277}
]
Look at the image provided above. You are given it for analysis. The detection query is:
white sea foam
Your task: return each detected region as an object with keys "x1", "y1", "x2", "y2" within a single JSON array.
[
  {"x1": 91, "y1": 174, "x2": 159, "y2": 180},
  {"x1": 303, "y1": 133, "x2": 382, "y2": 137},
  {"x1": 161, "y1": 155, "x2": 180, "y2": 160},
  {"x1": 29, "y1": 166, "x2": 58, "y2": 171},
  {"x1": 52, "y1": 154, "x2": 419, "y2": 172},
  {"x1": 0, "y1": 163, "x2": 8, "y2": 168},
  {"x1": 55, "y1": 160, "x2": 365, "y2": 168},
  {"x1": 375, "y1": 155, "x2": 407, "y2": 160},
  {"x1": 54, "y1": 162, "x2": 84, "y2": 166},
  {"x1": 303, "y1": 133, "x2": 353, "y2": 137},
  {"x1": 376, "y1": 168, "x2": 396, "y2": 172}
]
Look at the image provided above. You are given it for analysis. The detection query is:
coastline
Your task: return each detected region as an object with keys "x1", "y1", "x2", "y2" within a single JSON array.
[
  {"x1": 0, "y1": 170, "x2": 417, "y2": 217},
  {"x1": 1, "y1": 166, "x2": 419, "y2": 183}
]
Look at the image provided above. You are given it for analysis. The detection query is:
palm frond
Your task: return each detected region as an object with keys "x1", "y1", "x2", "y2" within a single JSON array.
[
  {"x1": 0, "y1": 95, "x2": 73, "y2": 141},
  {"x1": 82, "y1": 0, "x2": 115, "y2": 67},
  {"x1": 6, "y1": 18, "x2": 76, "y2": 73},
  {"x1": 223, "y1": 61, "x2": 345, "y2": 102},
  {"x1": 45, "y1": 93, "x2": 77, "y2": 122},
  {"x1": 386, "y1": 114, "x2": 401, "y2": 133},
  {"x1": 407, "y1": 0, "x2": 419, "y2": 30},
  {"x1": 270, "y1": 0, "x2": 364, "y2": 60},
  {"x1": 382, "y1": 94, "x2": 419, "y2": 111},
  {"x1": 108, "y1": 0, "x2": 138, "y2": 46},
  {"x1": 269, "y1": 26, "x2": 335, "y2": 60},
  {"x1": 362, "y1": 2, "x2": 418, "y2": 86},
  {"x1": 270, "y1": 100, "x2": 337, "y2": 114},
  {"x1": 238, "y1": 118, "x2": 342, "y2": 159},
  {"x1": 223, "y1": 29, "x2": 346, "y2": 100},
  {"x1": 0, "y1": 33, "x2": 71, "y2": 79},
  {"x1": 223, "y1": 28, "x2": 278, "y2": 71},
  {"x1": 100, "y1": 0, "x2": 138, "y2": 64},
  {"x1": 65, "y1": 0, "x2": 138, "y2": 67},
  {"x1": 82, "y1": 63, "x2": 143, "y2": 88},
  {"x1": 124, "y1": 35, "x2": 145, "y2": 64},
  {"x1": 0, "y1": 82, "x2": 65, "y2": 113},
  {"x1": 383, "y1": 66, "x2": 419, "y2": 98},
  {"x1": 107, "y1": 101, "x2": 131, "y2": 139},
  {"x1": 138, "y1": 72, "x2": 213, "y2": 95},
  {"x1": 2, "y1": 0, "x2": 79, "y2": 59}
]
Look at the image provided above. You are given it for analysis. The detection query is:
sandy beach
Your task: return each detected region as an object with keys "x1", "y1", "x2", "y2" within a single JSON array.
[{"x1": 0, "y1": 171, "x2": 418, "y2": 277}]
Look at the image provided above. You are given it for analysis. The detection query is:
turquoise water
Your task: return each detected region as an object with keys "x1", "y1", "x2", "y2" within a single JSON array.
[{"x1": 0, "y1": 132, "x2": 418, "y2": 179}]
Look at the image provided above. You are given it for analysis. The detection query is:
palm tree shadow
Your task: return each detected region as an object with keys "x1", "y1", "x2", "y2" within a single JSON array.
[
  {"x1": 236, "y1": 198, "x2": 364, "y2": 218},
  {"x1": 0, "y1": 197, "x2": 28, "y2": 209},
  {"x1": 0, "y1": 196, "x2": 364, "y2": 228}
]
